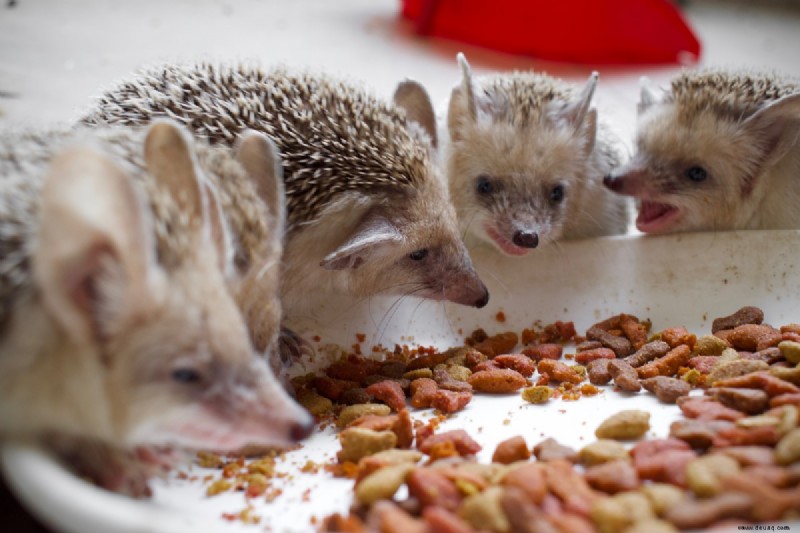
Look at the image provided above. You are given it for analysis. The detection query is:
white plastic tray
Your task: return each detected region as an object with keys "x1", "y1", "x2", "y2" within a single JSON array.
[{"x1": 4, "y1": 230, "x2": 800, "y2": 533}]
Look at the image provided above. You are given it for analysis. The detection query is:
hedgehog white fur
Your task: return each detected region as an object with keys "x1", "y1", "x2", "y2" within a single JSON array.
[
  {"x1": 0, "y1": 122, "x2": 310, "y2": 494},
  {"x1": 444, "y1": 54, "x2": 629, "y2": 256},
  {"x1": 81, "y1": 63, "x2": 489, "y2": 315},
  {"x1": 604, "y1": 68, "x2": 800, "y2": 233}
]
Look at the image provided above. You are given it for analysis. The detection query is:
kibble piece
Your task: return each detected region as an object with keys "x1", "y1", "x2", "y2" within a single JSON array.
[
  {"x1": 706, "y1": 359, "x2": 769, "y2": 386},
  {"x1": 499, "y1": 487, "x2": 554, "y2": 533},
  {"x1": 678, "y1": 396, "x2": 745, "y2": 422},
  {"x1": 589, "y1": 491, "x2": 654, "y2": 533},
  {"x1": 608, "y1": 359, "x2": 641, "y2": 392},
  {"x1": 717, "y1": 323, "x2": 782, "y2": 352},
  {"x1": 521, "y1": 385, "x2": 553, "y2": 404},
  {"x1": 641, "y1": 376, "x2": 691, "y2": 403},
  {"x1": 538, "y1": 359, "x2": 583, "y2": 384},
  {"x1": 595, "y1": 410, "x2": 650, "y2": 440},
  {"x1": 712, "y1": 306, "x2": 764, "y2": 333},
  {"x1": 364, "y1": 380, "x2": 406, "y2": 411},
  {"x1": 707, "y1": 387, "x2": 769, "y2": 415},
  {"x1": 624, "y1": 519, "x2": 678, "y2": 533},
  {"x1": 775, "y1": 427, "x2": 800, "y2": 465},
  {"x1": 685, "y1": 454, "x2": 740, "y2": 498},
  {"x1": 544, "y1": 459, "x2": 601, "y2": 516},
  {"x1": 694, "y1": 334, "x2": 729, "y2": 355},
  {"x1": 433, "y1": 367, "x2": 473, "y2": 392},
  {"x1": 355, "y1": 463, "x2": 415, "y2": 505},
  {"x1": 493, "y1": 354, "x2": 535, "y2": 377},
  {"x1": 371, "y1": 501, "x2": 427, "y2": 533},
  {"x1": 467, "y1": 368, "x2": 527, "y2": 393},
  {"x1": 422, "y1": 507, "x2": 476, "y2": 533},
  {"x1": 492, "y1": 436, "x2": 531, "y2": 464},
  {"x1": 779, "y1": 340, "x2": 800, "y2": 364},
  {"x1": 337, "y1": 428, "x2": 398, "y2": 463},
  {"x1": 770, "y1": 365, "x2": 800, "y2": 385},
  {"x1": 473, "y1": 331, "x2": 519, "y2": 357},
  {"x1": 587, "y1": 326, "x2": 633, "y2": 357},
  {"x1": 533, "y1": 437, "x2": 578, "y2": 463},
  {"x1": 713, "y1": 371, "x2": 800, "y2": 397},
  {"x1": 688, "y1": 355, "x2": 719, "y2": 374},
  {"x1": 636, "y1": 345, "x2": 692, "y2": 379},
  {"x1": 313, "y1": 376, "x2": 360, "y2": 401},
  {"x1": 406, "y1": 351, "x2": 451, "y2": 371},
  {"x1": 624, "y1": 340, "x2": 671, "y2": 368},
  {"x1": 669, "y1": 418, "x2": 734, "y2": 449},
  {"x1": 521, "y1": 343, "x2": 562, "y2": 361},
  {"x1": 418, "y1": 429, "x2": 482, "y2": 456},
  {"x1": 579, "y1": 439, "x2": 630, "y2": 466},
  {"x1": 296, "y1": 389, "x2": 334, "y2": 416},
  {"x1": 341, "y1": 403, "x2": 392, "y2": 429},
  {"x1": 641, "y1": 483, "x2": 686, "y2": 516},
  {"x1": 664, "y1": 492, "x2": 753, "y2": 530},
  {"x1": 407, "y1": 467, "x2": 462, "y2": 510},
  {"x1": 620, "y1": 314, "x2": 649, "y2": 350},
  {"x1": 409, "y1": 378, "x2": 438, "y2": 409},
  {"x1": 404, "y1": 368, "x2": 433, "y2": 380},
  {"x1": 458, "y1": 486, "x2": 510, "y2": 533},
  {"x1": 587, "y1": 358, "x2": 612, "y2": 385},
  {"x1": 500, "y1": 463, "x2": 547, "y2": 505},
  {"x1": 659, "y1": 326, "x2": 696, "y2": 349},
  {"x1": 584, "y1": 460, "x2": 639, "y2": 494},
  {"x1": 431, "y1": 389, "x2": 473, "y2": 414},
  {"x1": 575, "y1": 347, "x2": 616, "y2": 365}
]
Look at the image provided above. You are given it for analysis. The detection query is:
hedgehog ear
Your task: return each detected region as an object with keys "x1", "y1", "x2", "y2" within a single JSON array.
[
  {"x1": 638, "y1": 77, "x2": 663, "y2": 115},
  {"x1": 34, "y1": 147, "x2": 155, "y2": 344},
  {"x1": 394, "y1": 80, "x2": 438, "y2": 149},
  {"x1": 143, "y1": 120, "x2": 205, "y2": 227},
  {"x1": 559, "y1": 72, "x2": 598, "y2": 155},
  {"x1": 320, "y1": 213, "x2": 403, "y2": 271},
  {"x1": 236, "y1": 130, "x2": 287, "y2": 238},
  {"x1": 447, "y1": 53, "x2": 478, "y2": 142},
  {"x1": 201, "y1": 180, "x2": 234, "y2": 276},
  {"x1": 742, "y1": 93, "x2": 800, "y2": 174}
]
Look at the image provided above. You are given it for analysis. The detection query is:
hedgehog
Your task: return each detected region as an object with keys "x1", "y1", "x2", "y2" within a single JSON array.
[
  {"x1": 80, "y1": 63, "x2": 489, "y2": 319},
  {"x1": 444, "y1": 54, "x2": 629, "y2": 257},
  {"x1": 603, "y1": 68, "x2": 800, "y2": 233},
  {"x1": 0, "y1": 121, "x2": 311, "y2": 496}
]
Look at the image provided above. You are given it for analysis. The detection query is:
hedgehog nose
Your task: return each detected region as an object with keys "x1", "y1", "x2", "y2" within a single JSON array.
[
  {"x1": 290, "y1": 418, "x2": 315, "y2": 442},
  {"x1": 474, "y1": 287, "x2": 489, "y2": 309},
  {"x1": 512, "y1": 230, "x2": 539, "y2": 249},
  {"x1": 603, "y1": 174, "x2": 622, "y2": 192}
]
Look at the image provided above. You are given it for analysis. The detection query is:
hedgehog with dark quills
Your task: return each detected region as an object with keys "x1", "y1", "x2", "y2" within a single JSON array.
[
  {"x1": 0, "y1": 121, "x2": 311, "y2": 496},
  {"x1": 604, "y1": 68, "x2": 800, "y2": 233},
  {"x1": 81, "y1": 63, "x2": 489, "y2": 318},
  {"x1": 444, "y1": 54, "x2": 629, "y2": 257}
]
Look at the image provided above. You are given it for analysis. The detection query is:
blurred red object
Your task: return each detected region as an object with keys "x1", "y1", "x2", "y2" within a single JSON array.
[{"x1": 401, "y1": 0, "x2": 701, "y2": 64}]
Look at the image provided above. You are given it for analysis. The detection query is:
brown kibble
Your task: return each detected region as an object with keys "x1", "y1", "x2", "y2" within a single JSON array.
[
  {"x1": 492, "y1": 436, "x2": 531, "y2": 464},
  {"x1": 544, "y1": 459, "x2": 601, "y2": 516},
  {"x1": 712, "y1": 371, "x2": 800, "y2": 397},
  {"x1": 589, "y1": 489, "x2": 653, "y2": 533},
  {"x1": 574, "y1": 347, "x2": 616, "y2": 365},
  {"x1": 586, "y1": 326, "x2": 633, "y2": 357},
  {"x1": 636, "y1": 344, "x2": 692, "y2": 379},
  {"x1": 406, "y1": 350, "x2": 452, "y2": 371},
  {"x1": 678, "y1": 396, "x2": 745, "y2": 422},
  {"x1": 313, "y1": 376, "x2": 360, "y2": 401},
  {"x1": 635, "y1": 448, "x2": 697, "y2": 487},
  {"x1": 775, "y1": 427, "x2": 800, "y2": 465},
  {"x1": 418, "y1": 429, "x2": 482, "y2": 456},
  {"x1": 716, "y1": 323, "x2": 782, "y2": 352},
  {"x1": 433, "y1": 367, "x2": 473, "y2": 392},
  {"x1": 338, "y1": 404, "x2": 392, "y2": 428},
  {"x1": 718, "y1": 446, "x2": 776, "y2": 467},
  {"x1": 533, "y1": 437, "x2": 578, "y2": 463},
  {"x1": 669, "y1": 418, "x2": 734, "y2": 449},
  {"x1": 659, "y1": 326, "x2": 696, "y2": 349},
  {"x1": 584, "y1": 460, "x2": 639, "y2": 494},
  {"x1": 407, "y1": 467, "x2": 462, "y2": 510},
  {"x1": 608, "y1": 359, "x2": 641, "y2": 392},
  {"x1": 326, "y1": 357, "x2": 381, "y2": 384},
  {"x1": 521, "y1": 343, "x2": 562, "y2": 361},
  {"x1": 719, "y1": 472, "x2": 799, "y2": 522},
  {"x1": 537, "y1": 359, "x2": 583, "y2": 384},
  {"x1": 296, "y1": 388, "x2": 334, "y2": 416},
  {"x1": 587, "y1": 358, "x2": 612, "y2": 385},
  {"x1": 371, "y1": 501, "x2": 428, "y2": 533},
  {"x1": 473, "y1": 331, "x2": 519, "y2": 357},
  {"x1": 641, "y1": 376, "x2": 691, "y2": 403},
  {"x1": 595, "y1": 410, "x2": 650, "y2": 440},
  {"x1": 624, "y1": 340, "x2": 671, "y2": 368},
  {"x1": 706, "y1": 358, "x2": 769, "y2": 386},
  {"x1": 712, "y1": 306, "x2": 764, "y2": 333},
  {"x1": 500, "y1": 486, "x2": 555, "y2": 533},
  {"x1": 619, "y1": 314, "x2": 649, "y2": 350},
  {"x1": 422, "y1": 506, "x2": 475, "y2": 533},
  {"x1": 467, "y1": 368, "x2": 527, "y2": 393},
  {"x1": 707, "y1": 387, "x2": 769, "y2": 415}
]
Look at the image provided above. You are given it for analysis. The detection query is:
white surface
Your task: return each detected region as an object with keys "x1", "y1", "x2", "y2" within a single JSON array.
[{"x1": 4, "y1": 230, "x2": 800, "y2": 532}]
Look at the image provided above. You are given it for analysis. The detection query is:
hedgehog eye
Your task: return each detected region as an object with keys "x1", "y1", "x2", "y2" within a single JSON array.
[
  {"x1": 172, "y1": 368, "x2": 204, "y2": 385},
  {"x1": 685, "y1": 166, "x2": 708, "y2": 182},
  {"x1": 475, "y1": 175, "x2": 494, "y2": 195},
  {"x1": 409, "y1": 249, "x2": 428, "y2": 261},
  {"x1": 549, "y1": 184, "x2": 565, "y2": 203}
]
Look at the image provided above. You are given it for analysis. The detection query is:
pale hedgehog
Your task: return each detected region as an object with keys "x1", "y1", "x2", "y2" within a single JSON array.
[
  {"x1": 0, "y1": 121, "x2": 311, "y2": 495},
  {"x1": 444, "y1": 54, "x2": 629, "y2": 256},
  {"x1": 80, "y1": 63, "x2": 489, "y2": 317},
  {"x1": 604, "y1": 68, "x2": 800, "y2": 233}
]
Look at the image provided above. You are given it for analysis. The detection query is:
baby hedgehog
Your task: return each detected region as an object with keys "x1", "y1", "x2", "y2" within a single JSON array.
[
  {"x1": 445, "y1": 54, "x2": 628, "y2": 256},
  {"x1": 604, "y1": 69, "x2": 800, "y2": 233},
  {"x1": 81, "y1": 64, "x2": 489, "y2": 318},
  {"x1": 0, "y1": 122, "x2": 310, "y2": 495}
]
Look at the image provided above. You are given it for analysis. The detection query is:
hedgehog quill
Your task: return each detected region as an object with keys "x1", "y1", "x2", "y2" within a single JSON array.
[
  {"x1": 81, "y1": 64, "x2": 489, "y2": 320},
  {"x1": 604, "y1": 69, "x2": 800, "y2": 233}
]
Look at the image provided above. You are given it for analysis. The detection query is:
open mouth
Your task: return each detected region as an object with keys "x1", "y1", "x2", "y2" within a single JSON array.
[
  {"x1": 636, "y1": 201, "x2": 681, "y2": 233},
  {"x1": 484, "y1": 224, "x2": 530, "y2": 256}
]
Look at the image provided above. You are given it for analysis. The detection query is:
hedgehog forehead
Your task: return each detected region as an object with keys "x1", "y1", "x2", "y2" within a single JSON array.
[
  {"x1": 669, "y1": 69, "x2": 799, "y2": 122},
  {"x1": 479, "y1": 72, "x2": 574, "y2": 127}
]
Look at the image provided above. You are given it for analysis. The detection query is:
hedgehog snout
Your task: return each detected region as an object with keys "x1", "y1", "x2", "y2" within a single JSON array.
[{"x1": 512, "y1": 230, "x2": 539, "y2": 249}]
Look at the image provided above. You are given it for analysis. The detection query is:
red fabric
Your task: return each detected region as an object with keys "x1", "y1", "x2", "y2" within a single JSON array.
[{"x1": 401, "y1": 0, "x2": 701, "y2": 65}]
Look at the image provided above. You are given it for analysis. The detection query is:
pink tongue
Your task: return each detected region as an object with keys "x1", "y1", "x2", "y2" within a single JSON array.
[{"x1": 637, "y1": 202, "x2": 672, "y2": 224}]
